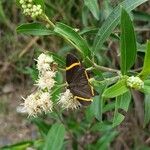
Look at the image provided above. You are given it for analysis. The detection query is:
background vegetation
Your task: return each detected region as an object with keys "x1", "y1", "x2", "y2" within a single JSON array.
[{"x1": 0, "y1": 0, "x2": 150, "y2": 149}]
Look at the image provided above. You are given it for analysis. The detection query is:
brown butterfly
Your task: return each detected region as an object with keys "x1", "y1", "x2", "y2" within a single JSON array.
[{"x1": 66, "y1": 53, "x2": 95, "y2": 106}]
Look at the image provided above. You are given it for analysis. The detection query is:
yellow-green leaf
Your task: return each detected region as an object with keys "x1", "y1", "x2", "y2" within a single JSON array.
[
  {"x1": 138, "y1": 40, "x2": 150, "y2": 79},
  {"x1": 102, "y1": 79, "x2": 129, "y2": 98}
]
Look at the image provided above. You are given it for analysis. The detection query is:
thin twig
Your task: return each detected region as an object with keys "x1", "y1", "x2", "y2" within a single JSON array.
[
  {"x1": 41, "y1": 14, "x2": 55, "y2": 28},
  {"x1": 88, "y1": 58, "x2": 119, "y2": 73},
  {"x1": 19, "y1": 36, "x2": 39, "y2": 58},
  {"x1": 130, "y1": 67, "x2": 142, "y2": 72}
]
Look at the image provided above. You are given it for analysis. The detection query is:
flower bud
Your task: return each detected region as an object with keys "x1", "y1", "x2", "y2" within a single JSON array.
[{"x1": 127, "y1": 76, "x2": 144, "y2": 90}]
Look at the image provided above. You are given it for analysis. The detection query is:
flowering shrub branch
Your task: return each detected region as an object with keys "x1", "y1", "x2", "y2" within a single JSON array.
[{"x1": 15, "y1": 2, "x2": 150, "y2": 149}]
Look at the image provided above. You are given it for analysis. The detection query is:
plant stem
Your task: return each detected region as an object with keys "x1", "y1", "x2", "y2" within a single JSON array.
[
  {"x1": 41, "y1": 14, "x2": 55, "y2": 28},
  {"x1": 87, "y1": 58, "x2": 120, "y2": 73}
]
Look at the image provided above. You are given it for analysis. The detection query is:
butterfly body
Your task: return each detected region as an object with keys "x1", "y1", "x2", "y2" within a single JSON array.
[{"x1": 66, "y1": 54, "x2": 95, "y2": 106}]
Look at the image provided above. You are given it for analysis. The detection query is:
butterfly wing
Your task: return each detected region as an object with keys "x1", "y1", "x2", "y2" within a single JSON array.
[
  {"x1": 66, "y1": 54, "x2": 81, "y2": 84},
  {"x1": 66, "y1": 54, "x2": 94, "y2": 105}
]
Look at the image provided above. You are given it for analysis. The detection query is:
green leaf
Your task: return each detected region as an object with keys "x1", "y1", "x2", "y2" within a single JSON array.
[
  {"x1": 113, "y1": 112, "x2": 125, "y2": 127},
  {"x1": 31, "y1": 118, "x2": 50, "y2": 137},
  {"x1": 102, "y1": 79, "x2": 129, "y2": 98},
  {"x1": 90, "y1": 95, "x2": 102, "y2": 121},
  {"x1": 112, "y1": 92, "x2": 130, "y2": 127},
  {"x1": 84, "y1": 0, "x2": 99, "y2": 20},
  {"x1": 0, "y1": 141, "x2": 33, "y2": 150},
  {"x1": 90, "y1": 84, "x2": 107, "y2": 121},
  {"x1": 144, "y1": 80, "x2": 150, "y2": 86},
  {"x1": 138, "y1": 41, "x2": 150, "y2": 79},
  {"x1": 43, "y1": 123, "x2": 65, "y2": 150},
  {"x1": 91, "y1": 122, "x2": 113, "y2": 132},
  {"x1": 95, "y1": 131, "x2": 118, "y2": 150},
  {"x1": 142, "y1": 85, "x2": 150, "y2": 94},
  {"x1": 93, "y1": 0, "x2": 148, "y2": 52},
  {"x1": 116, "y1": 91, "x2": 131, "y2": 112},
  {"x1": 17, "y1": 23, "x2": 54, "y2": 36},
  {"x1": 54, "y1": 22, "x2": 91, "y2": 57},
  {"x1": 120, "y1": 8, "x2": 137, "y2": 74},
  {"x1": 144, "y1": 94, "x2": 150, "y2": 127},
  {"x1": 103, "y1": 102, "x2": 115, "y2": 113}
]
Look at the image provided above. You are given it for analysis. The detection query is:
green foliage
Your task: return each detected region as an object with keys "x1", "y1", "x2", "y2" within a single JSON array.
[
  {"x1": 0, "y1": 141, "x2": 34, "y2": 150},
  {"x1": 43, "y1": 123, "x2": 65, "y2": 150},
  {"x1": 113, "y1": 112, "x2": 125, "y2": 127},
  {"x1": 90, "y1": 95, "x2": 102, "y2": 121},
  {"x1": 84, "y1": 0, "x2": 99, "y2": 20},
  {"x1": 95, "y1": 131, "x2": 118, "y2": 150},
  {"x1": 120, "y1": 8, "x2": 137, "y2": 75},
  {"x1": 93, "y1": 0, "x2": 148, "y2": 52},
  {"x1": 139, "y1": 41, "x2": 150, "y2": 79},
  {"x1": 31, "y1": 118, "x2": 51, "y2": 137},
  {"x1": 113, "y1": 92, "x2": 131, "y2": 127},
  {"x1": 17, "y1": 23, "x2": 54, "y2": 35},
  {"x1": 102, "y1": 79, "x2": 129, "y2": 98},
  {"x1": 54, "y1": 22, "x2": 91, "y2": 57},
  {"x1": 116, "y1": 91, "x2": 131, "y2": 112}
]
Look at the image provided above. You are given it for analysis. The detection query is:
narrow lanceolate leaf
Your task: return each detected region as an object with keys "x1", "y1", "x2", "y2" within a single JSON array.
[
  {"x1": 93, "y1": 0, "x2": 148, "y2": 52},
  {"x1": 17, "y1": 23, "x2": 54, "y2": 36},
  {"x1": 113, "y1": 112, "x2": 125, "y2": 127},
  {"x1": 0, "y1": 141, "x2": 33, "y2": 150},
  {"x1": 102, "y1": 79, "x2": 129, "y2": 98},
  {"x1": 120, "y1": 8, "x2": 137, "y2": 74},
  {"x1": 113, "y1": 92, "x2": 131, "y2": 127},
  {"x1": 144, "y1": 95, "x2": 150, "y2": 127},
  {"x1": 117, "y1": 91, "x2": 131, "y2": 112},
  {"x1": 54, "y1": 22, "x2": 91, "y2": 57},
  {"x1": 84, "y1": 0, "x2": 99, "y2": 20},
  {"x1": 43, "y1": 123, "x2": 65, "y2": 150},
  {"x1": 138, "y1": 41, "x2": 150, "y2": 79}
]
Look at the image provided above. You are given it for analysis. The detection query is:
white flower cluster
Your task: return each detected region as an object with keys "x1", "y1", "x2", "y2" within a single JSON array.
[
  {"x1": 19, "y1": 0, "x2": 43, "y2": 18},
  {"x1": 127, "y1": 76, "x2": 144, "y2": 90},
  {"x1": 22, "y1": 53, "x2": 57, "y2": 116},
  {"x1": 58, "y1": 89, "x2": 81, "y2": 110},
  {"x1": 36, "y1": 53, "x2": 54, "y2": 72},
  {"x1": 22, "y1": 91, "x2": 53, "y2": 116},
  {"x1": 36, "y1": 53, "x2": 57, "y2": 91}
]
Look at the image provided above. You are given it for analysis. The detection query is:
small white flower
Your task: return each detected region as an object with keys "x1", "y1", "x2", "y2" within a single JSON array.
[
  {"x1": 19, "y1": 0, "x2": 24, "y2": 4},
  {"x1": 22, "y1": 91, "x2": 53, "y2": 116},
  {"x1": 58, "y1": 89, "x2": 81, "y2": 109},
  {"x1": 127, "y1": 76, "x2": 144, "y2": 90},
  {"x1": 37, "y1": 53, "x2": 54, "y2": 72},
  {"x1": 36, "y1": 71, "x2": 56, "y2": 90},
  {"x1": 39, "y1": 92, "x2": 53, "y2": 112}
]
